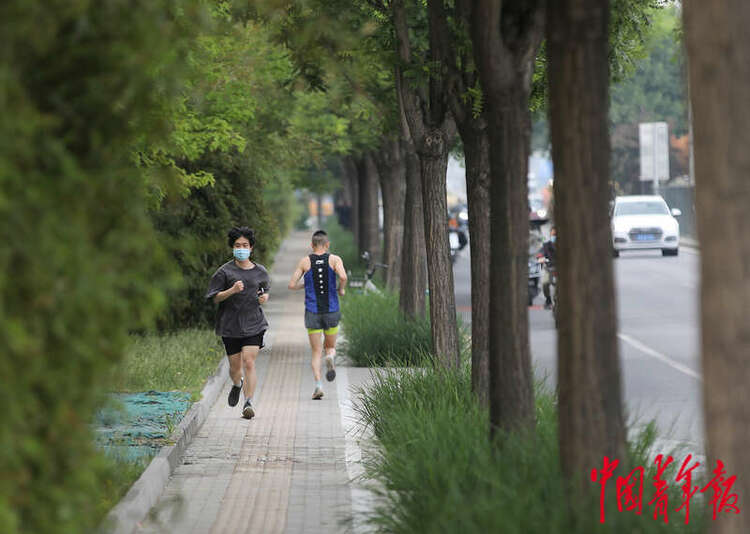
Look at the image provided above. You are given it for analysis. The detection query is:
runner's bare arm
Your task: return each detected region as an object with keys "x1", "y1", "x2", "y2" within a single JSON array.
[
  {"x1": 287, "y1": 257, "x2": 308, "y2": 290},
  {"x1": 332, "y1": 255, "x2": 347, "y2": 295},
  {"x1": 214, "y1": 280, "x2": 243, "y2": 304}
]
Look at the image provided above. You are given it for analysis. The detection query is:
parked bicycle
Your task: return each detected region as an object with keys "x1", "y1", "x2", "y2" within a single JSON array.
[{"x1": 347, "y1": 251, "x2": 388, "y2": 294}]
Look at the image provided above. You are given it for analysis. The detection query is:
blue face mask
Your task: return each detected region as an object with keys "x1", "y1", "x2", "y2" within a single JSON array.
[
  {"x1": 550, "y1": 236, "x2": 556, "y2": 243},
  {"x1": 233, "y1": 248, "x2": 251, "y2": 261}
]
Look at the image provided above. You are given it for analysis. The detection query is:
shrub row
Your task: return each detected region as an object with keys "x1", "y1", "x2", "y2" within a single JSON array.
[{"x1": 354, "y1": 364, "x2": 706, "y2": 534}]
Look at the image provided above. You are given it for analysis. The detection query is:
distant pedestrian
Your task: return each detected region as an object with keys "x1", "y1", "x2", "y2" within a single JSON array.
[
  {"x1": 288, "y1": 230, "x2": 347, "y2": 400},
  {"x1": 542, "y1": 226, "x2": 556, "y2": 309},
  {"x1": 205, "y1": 226, "x2": 270, "y2": 419}
]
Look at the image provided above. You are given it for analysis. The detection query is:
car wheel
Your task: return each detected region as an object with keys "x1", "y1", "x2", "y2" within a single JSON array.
[
  {"x1": 662, "y1": 248, "x2": 679, "y2": 257},
  {"x1": 613, "y1": 249, "x2": 620, "y2": 258}
]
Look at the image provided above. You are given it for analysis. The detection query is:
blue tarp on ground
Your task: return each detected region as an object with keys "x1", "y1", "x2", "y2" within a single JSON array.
[{"x1": 94, "y1": 391, "x2": 192, "y2": 461}]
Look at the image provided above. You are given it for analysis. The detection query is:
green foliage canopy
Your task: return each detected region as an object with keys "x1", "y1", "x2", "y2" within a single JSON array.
[{"x1": 0, "y1": 1, "x2": 208, "y2": 531}]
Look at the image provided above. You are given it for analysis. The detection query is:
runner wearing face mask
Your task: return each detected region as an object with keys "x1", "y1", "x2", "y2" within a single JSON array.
[{"x1": 205, "y1": 226, "x2": 270, "y2": 419}]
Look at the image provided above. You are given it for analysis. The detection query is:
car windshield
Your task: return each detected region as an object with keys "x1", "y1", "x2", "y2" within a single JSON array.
[{"x1": 614, "y1": 201, "x2": 669, "y2": 216}]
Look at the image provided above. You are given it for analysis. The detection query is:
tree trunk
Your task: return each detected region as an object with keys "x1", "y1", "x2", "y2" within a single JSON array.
[
  {"x1": 336, "y1": 159, "x2": 354, "y2": 231},
  {"x1": 375, "y1": 139, "x2": 406, "y2": 292},
  {"x1": 356, "y1": 153, "x2": 380, "y2": 260},
  {"x1": 547, "y1": 0, "x2": 626, "y2": 486},
  {"x1": 684, "y1": 3, "x2": 750, "y2": 533},
  {"x1": 392, "y1": 0, "x2": 461, "y2": 367},
  {"x1": 459, "y1": 123, "x2": 491, "y2": 407},
  {"x1": 471, "y1": 0, "x2": 543, "y2": 434},
  {"x1": 399, "y1": 139, "x2": 428, "y2": 319},
  {"x1": 344, "y1": 156, "x2": 360, "y2": 243},
  {"x1": 419, "y1": 127, "x2": 461, "y2": 367}
]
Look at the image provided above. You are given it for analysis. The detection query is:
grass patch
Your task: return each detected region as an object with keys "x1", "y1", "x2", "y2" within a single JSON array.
[
  {"x1": 340, "y1": 290, "x2": 470, "y2": 366},
  {"x1": 110, "y1": 328, "x2": 224, "y2": 400},
  {"x1": 340, "y1": 291, "x2": 434, "y2": 366},
  {"x1": 93, "y1": 451, "x2": 152, "y2": 526},
  {"x1": 354, "y1": 362, "x2": 707, "y2": 533}
]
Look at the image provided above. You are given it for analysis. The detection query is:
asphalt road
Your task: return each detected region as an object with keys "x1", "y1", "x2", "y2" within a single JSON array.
[{"x1": 452, "y1": 244, "x2": 704, "y2": 454}]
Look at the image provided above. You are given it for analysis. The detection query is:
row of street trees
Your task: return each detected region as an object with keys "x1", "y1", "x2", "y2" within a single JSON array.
[
  {"x1": 281, "y1": 0, "x2": 653, "y2": 475},
  {"x1": 281, "y1": 2, "x2": 750, "y2": 530}
]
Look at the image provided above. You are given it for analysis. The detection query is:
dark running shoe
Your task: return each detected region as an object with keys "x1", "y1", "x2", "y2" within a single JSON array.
[
  {"x1": 242, "y1": 399, "x2": 255, "y2": 419},
  {"x1": 325, "y1": 354, "x2": 336, "y2": 382},
  {"x1": 228, "y1": 378, "x2": 243, "y2": 407}
]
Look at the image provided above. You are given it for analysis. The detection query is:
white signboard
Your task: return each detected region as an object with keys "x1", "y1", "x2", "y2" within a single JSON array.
[{"x1": 639, "y1": 122, "x2": 670, "y2": 182}]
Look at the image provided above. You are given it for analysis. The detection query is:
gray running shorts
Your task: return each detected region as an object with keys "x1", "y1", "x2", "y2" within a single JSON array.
[{"x1": 304, "y1": 310, "x2": 341, "y2": 332}]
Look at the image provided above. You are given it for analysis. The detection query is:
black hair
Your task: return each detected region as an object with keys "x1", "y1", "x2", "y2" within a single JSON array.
[
  {"x1": 312, "y1": 230, "x2": 329, "y2": 248},
  {"x1": 227, "y1": 226, "x2": 256, "y2": 248}
]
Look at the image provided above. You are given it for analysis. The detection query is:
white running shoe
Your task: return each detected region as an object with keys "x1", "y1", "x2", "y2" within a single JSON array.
[{"x1": 312, "y1": 386, "x2": 324, "y2": 400}]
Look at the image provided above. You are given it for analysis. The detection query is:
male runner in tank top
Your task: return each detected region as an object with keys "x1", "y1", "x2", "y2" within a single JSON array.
[{"x1": 288, "y1": 230, "x2": 347, "y2": 399}]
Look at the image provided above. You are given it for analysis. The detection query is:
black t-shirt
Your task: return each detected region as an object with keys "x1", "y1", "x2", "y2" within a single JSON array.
[{"x1": 205, "y1": 260, "x2": 270, "y2": 337}]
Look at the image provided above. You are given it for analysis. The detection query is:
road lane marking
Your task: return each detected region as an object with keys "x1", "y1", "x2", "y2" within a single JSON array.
[{"x1": 618, "y1": 332, "x2": 702, "y2": 382}]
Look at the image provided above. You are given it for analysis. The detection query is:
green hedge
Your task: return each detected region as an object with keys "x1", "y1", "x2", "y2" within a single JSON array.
[
  {"x1": 151, "y1": 150, "x2": 286, "y2": 330},
  {"x1": 0, "y1": 2, "x2": 205, "y2": 532},
  {"x1": 354, "y1": 364, "x2": 706, "y2": 534}
]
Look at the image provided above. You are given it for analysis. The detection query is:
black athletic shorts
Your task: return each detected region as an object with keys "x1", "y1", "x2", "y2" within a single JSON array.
[{"x1": 222, "y1": 331, "x2": 265, "y2": 355}]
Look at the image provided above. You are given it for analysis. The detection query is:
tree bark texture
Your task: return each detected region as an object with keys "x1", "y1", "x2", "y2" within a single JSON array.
[
  {"x1": 471, "y1": 0, "x2": 543, "y2": 434},
  {"x1": 399, "y1": 139, "x2": 428, "y2": 319},
  {"x1": 547, "y1": 0, "x2": 626, "y2": 487},
  {"x1": 684, "y1": 2, "x2": 750, "y2": 532},
  {"x1": 419, "y1": 127, "x2": 461, "y2": 367},
  {"x1": 434, "y1": 0, "x2": 492, "y2": 406},
  {"x1": 374, "y1": 139, "x2": 406, "y2": 292},
  {"x1": 344, "y1": 156, "x2": 360, "y2": 243},
  {"x1": 356, "y1": 153, "x2": 381, "y2": 261},
  {"x1": 336, "y1": 159, "x2": 354, "y2": 231},
  {"x1": 393, "y1": 0, "x2": 461, "y2": 367},
  {"x1": 459, "y1": 123, "x2": 491, "y2": 408}
]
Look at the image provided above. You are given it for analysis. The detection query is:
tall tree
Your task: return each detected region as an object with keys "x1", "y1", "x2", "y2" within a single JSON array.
[
  {"x1": 684, "y1": 2, "x2": 750, "y2": 532},
  {"x1": 547, "y1": 0, "x2": 626, "y2": 485},
  {"x1": 374, "y1": 138, "x2": 407, "y2": 291},
  {"x1": 356, "y1": 153, "x2": 382, "y2": 260},
  {"x1": 343, "y1": 156, "x2": 361, "y2": 243},
  {"x1": 399, "y1": 127, "x2": 429, "y2": 319},
  {"x1": 393, "y1": 0, "x2": 461, "y2": 367},
  {"x1": 470, "y1": 1, "x2": 544, "y2": 433},
  {"x1": 429, "y1": 0, "x2": 491, "y2": 404}
]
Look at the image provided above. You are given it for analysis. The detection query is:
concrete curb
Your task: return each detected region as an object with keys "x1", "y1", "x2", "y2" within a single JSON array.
[{"x1": 102, "y1": 357, "x2": 230, "y2": 534}]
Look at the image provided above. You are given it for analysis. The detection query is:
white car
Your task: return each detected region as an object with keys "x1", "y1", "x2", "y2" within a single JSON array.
[{"x1": 611, "y1": 195, "x2": 681, "y2": 257}]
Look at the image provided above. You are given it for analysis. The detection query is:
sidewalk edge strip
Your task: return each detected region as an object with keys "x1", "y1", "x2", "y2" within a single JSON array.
[{"x1": 102, "y1": 357, "x2": 230, "y2": 534}]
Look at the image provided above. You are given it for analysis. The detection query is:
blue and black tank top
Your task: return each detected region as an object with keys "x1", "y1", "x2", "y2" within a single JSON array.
[{"x1": 304, "y1": 253, "x2": 340, "y2": 313}]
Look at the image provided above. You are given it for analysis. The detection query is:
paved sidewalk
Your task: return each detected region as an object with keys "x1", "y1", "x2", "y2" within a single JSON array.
[{"x1": 139, "y1": 232, "x2": 371, "y2": 534}]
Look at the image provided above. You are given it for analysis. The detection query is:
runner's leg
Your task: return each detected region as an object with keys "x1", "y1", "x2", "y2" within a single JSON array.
[
  {"x1": 241, "y1": 345, "x2": 260, "y2": 400},
  {"x1": 228, "y1": 352, "x2": 242, "y2": 385},
  {"x1": 324, "y1": 328, "x2": 337, "y2": 381},
  {"x1": 309, "y1": 331, "x2": 323, "y2": 382}
]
